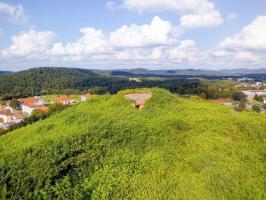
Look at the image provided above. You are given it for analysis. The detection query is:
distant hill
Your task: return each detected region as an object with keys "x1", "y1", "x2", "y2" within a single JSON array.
[
  {"x1": 95, "y1": 68, "x2": 266, "y2": 79},
  {"x1": 0, "y1": 71, "x2": 13, "y2": 75},
  {"x1": 0, "y1": 67, "x2": 109, "y2": 97},
  {"x1": 0, "y1": 67, "x2": 201, "y2": 98},
  {"x1": 0, "y1": 88, "x2": 265, "y2": 199}
]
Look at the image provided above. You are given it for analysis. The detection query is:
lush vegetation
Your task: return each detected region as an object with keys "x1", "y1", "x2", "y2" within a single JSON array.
[
  {"x1": 0, "y1": 89, "x2": 265, "y2": 199},
  {"x1": 0, "y1": 67, "x2": 241, "y2": 101}
]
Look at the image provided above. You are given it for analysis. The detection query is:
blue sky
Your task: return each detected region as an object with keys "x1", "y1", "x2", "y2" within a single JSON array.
[{"x1": 0, "y1": 0, "x2": 266, "y2": 71}]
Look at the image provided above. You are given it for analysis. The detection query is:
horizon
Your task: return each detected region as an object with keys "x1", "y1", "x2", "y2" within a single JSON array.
[
  {"x1": 0, "y1": 0, "x2": 266, "y2": 71},
  {"x1": 3, "y1": 66, "x2": 266, "y2": 73}
]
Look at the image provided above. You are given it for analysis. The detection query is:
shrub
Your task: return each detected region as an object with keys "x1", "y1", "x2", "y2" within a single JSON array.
[{"x1": 252, "y1": 104, "x2": 261, "y2": 113}]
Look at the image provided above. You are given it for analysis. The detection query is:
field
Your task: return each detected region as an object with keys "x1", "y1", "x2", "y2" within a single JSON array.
[{"x1": 0, "y1": 89, "x2": 265, "y2": 199}]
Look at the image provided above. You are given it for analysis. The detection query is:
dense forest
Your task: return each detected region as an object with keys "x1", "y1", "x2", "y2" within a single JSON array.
[
  {"x1": 0, "y1": 67, "x2": 199, "y2": 98},
  {"x1": 0, "y1": 67, "x2": 240, "y2": 100},
  {"x1": 0, "y1": 89, "x2": 265, "y2": 199}
]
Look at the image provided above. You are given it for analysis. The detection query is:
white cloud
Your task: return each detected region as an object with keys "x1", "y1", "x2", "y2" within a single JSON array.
[
  {"x1": 219, "y1": 15, "x2": 266, "y2": 50},
  {"x1": 51, "y1": 28, "x2": 108, "y2": 57},
  {"x1": 167, "y1": 39, "x2": 200, "y2": 62},
  {"x1": 122, "y1": 0, "x2": 223, "y2": 28},
  {"x1": 106, "y1": 1, "x2": 117, "y2": 11},
  {"x1": 109, "y1": 16, "x2": 178, "y2": 48},
  {"x1": 0, "y1": 1, "x2": 25, "y2": 23},
  {"x1": 2, "y1": 15, "x2": 266, "y2": 69},
  {"x1": 1, "y1": 30, "x2": 55, "y2": 58},
  {"x1": 180, "y1": 10, "x2": 223, "y2": 28}
]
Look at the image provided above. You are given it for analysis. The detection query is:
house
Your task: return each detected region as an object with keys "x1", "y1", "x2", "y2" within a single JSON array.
[
  {"x1": 80, "y1": 93, "x2": 95, "y2": 101},
  {"x1": 18, "y1": 97, "x2": 47, "y2": 115},
  {"x1": 0, "y1": 107, "x2": 13, "y2": 123},
  {"x1": 242, "y1": 90, "x2": 266, "y2": 100},
  {"x1": 0, "y1": 107, "x2": 25, "y2": 129},
  {"x1": 52, "y1": 96, "x2": 75, "y2": 105},
  {"x1": 263, "y1": 98, "x2": 266, "y2": 104}
]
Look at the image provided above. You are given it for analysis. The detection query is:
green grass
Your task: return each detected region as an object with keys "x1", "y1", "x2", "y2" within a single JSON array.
[
  {"x1": 44, "y1": 94, "x2": 81, "y2": 102},
  {"x1": 0, "y1": 88, "x2": 265, "y2": 199}
]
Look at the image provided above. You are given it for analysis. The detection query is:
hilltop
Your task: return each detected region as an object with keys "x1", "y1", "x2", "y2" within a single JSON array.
[{"x1": 0, "y1": 89, "x2": 265, "y2": 199}]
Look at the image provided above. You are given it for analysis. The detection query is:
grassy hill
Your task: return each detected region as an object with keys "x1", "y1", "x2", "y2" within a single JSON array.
[{"x1": 0, "y1": 89, "x2": 265, "y2": 199}]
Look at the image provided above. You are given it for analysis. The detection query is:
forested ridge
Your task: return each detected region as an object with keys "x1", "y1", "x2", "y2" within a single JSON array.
[
  {"x1": 0, "y1": 67, "x2": 200, "y2": 98},
  {"x1": 0, "y1": 67, "x2": 240, "y2": 100}
]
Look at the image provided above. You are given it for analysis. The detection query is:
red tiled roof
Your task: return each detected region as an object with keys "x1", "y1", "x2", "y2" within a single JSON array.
[
  {"x1": 0, "y1": 109, "x2": 12, "y2": 116},
  {"x1": 19, "y1": 97, "x2": 43, "y2": 108},
  {"x1": 0, "y1": 118, "x2": 4, "y2": 123}
]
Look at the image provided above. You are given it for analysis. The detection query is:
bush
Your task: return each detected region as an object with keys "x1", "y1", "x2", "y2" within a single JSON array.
[
  {"x1": 252, "y1": 105, "x2": 261, "y2": 113},
  {"x1": 235, "y1": 100, "x2": 246, "y2": 112},
  {"x1": 232, "y1": 91, "x2": 247, "y2": 102}
]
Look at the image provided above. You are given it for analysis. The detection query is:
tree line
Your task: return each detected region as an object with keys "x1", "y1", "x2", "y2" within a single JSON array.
[{"x1": 0, "y1": 67, "x2": 242, "y2": 100}]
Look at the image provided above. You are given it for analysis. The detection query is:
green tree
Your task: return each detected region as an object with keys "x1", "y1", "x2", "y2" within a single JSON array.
[
  {"x1": 88, "y1": 86, "x2": 109, "y2": 95},
  {"x1": 232, "y1": 91, "x2": 247, "y2": 102},
  {"x1": 9, "y1": 98, "x2": 19, "y2": 109},
  {"x1": 254, "y1": 94, "x2": 263, "y2": 102}
]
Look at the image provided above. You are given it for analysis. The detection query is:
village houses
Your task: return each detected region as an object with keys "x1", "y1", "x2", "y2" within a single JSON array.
[
  {"x1": 0, "y1": 106, "x2": 24, "y2": 129},
  {"x1": 52, "y1": 96, "x2": 76, "y2": 105},
  {"x1": 18, "y1": 97, "x2": 48, "y2": 115}
]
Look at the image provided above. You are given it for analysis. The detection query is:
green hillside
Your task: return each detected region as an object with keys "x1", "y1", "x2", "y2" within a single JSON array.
[{"x1": 0, "y1": 89, "x2": 265, "y2": 199}]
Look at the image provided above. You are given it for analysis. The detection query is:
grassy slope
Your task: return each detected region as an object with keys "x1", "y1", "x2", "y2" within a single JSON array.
[{"x1": 0, "y1": 89, "x2": 265, "y2": 199}]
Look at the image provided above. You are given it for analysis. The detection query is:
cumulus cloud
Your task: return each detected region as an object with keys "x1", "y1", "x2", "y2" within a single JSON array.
[
  {"x1": 109, "y1": 16, "x2": 179, "y2": 48},
  {"x1": 1, "y1": 30, "x2": 55, "y2": 58},
  {"x1": 2, "y1": 15, "x2": 266, "y2": 69},
  {"x1": 51, "y1": 28, "x2": 108, "y2": 57},
  {"x1": 122, "y1": 0, "x2": 223, "y2": 28},
  {"x1": 0, "y1": 1, "x2": 25, "y2": 23},
  {"x1": 219, "y1": 15, "x2": 266, "y2": 50},
  {"x1": 206, "y1": 15, "x2": 266, "y2": 67}
]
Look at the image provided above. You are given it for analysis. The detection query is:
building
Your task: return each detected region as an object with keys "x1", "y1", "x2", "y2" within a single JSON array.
[
  {"x1": 52, "y1": 96, "x2": 75, "y2": 105},
  {"x1": 0, "y1": 108, "x2": 12, "y2": 123},
  {"x1": 0, "y1": 107, "x2": 25, "y2": 129},
  {"x1": 18, "y1": 97, "x2": 47, "y2": 115},
  {"x1": 80, "y1": 93, "x2": 95, "y2": 101},
  {"x1": 242, "y1": 90, "x2": 266, "y2": 100}
]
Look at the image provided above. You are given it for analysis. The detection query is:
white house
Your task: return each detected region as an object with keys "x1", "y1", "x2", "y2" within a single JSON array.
[{"x1": 19, "y1": 97, "x2": 46, "y2": 115}]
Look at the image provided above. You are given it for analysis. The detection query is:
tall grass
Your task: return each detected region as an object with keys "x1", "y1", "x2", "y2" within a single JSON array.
[{"x1": 0, "y1": 88, "x2": 265, "y2": 199}]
